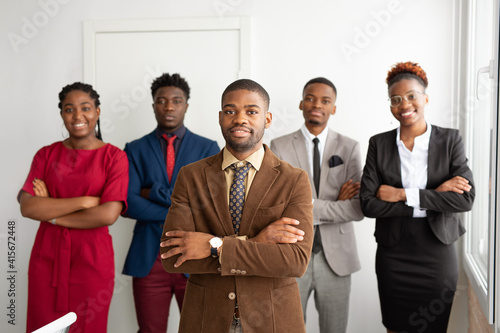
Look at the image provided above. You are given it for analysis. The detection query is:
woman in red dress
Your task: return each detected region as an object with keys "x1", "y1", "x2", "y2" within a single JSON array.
[{"x1": 18, "y1": 82, "x2": 128, "y2": 332}]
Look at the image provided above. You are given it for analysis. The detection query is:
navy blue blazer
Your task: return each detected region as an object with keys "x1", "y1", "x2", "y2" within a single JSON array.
[
  {"x1": 122, "y1": 129, "x2": 220, "y2": 277},
  {"x1": 360, "y1": 125, "x2": 475, "y2": 246}
]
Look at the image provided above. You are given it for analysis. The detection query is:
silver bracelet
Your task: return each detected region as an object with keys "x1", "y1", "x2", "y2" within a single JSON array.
[{"x1": 51, "y1": 218, "x2": 57, "y2": 225}]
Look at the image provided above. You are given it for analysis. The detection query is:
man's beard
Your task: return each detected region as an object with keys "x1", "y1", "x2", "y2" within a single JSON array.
[{"x1": 222, "y1": 125, "x2": 265, "y2": 153}]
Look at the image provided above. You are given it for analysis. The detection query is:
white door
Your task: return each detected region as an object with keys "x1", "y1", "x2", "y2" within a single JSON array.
[{"x1": 84, "y1": 17, "x2": 250, "y2": 333}]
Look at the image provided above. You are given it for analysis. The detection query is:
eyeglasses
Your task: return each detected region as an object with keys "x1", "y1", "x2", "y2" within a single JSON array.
[{"x1": 388, "y1": 92, "x2": 425, "y2": 107}]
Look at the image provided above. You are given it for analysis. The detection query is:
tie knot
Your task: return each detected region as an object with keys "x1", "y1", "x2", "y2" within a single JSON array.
[
  {"x1": 313, "y1": 137, "x2": 319, "y2": 145},
  {"x1": 162, "y1": 134, "x2": 177, "y2": 145},
  {"x1": 230, "y1": 162, "x2": 251, "y2": 179}
]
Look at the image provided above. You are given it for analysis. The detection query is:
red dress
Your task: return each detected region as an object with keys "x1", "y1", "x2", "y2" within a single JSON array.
[{"x1": 21, "y1": 142, "x2": 128, "y2": 333}]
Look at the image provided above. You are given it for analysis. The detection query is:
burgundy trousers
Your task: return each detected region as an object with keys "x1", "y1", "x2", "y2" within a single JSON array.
[{"x1": 133, "y1": 254, "x2": 187, "y2": 333}]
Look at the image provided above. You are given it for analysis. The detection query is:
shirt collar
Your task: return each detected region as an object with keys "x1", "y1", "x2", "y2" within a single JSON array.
[
  {"x1": 396, "y1": 122, "x2": 432, "y2": 145},
  {"x1": 221, "y1": 146, "x2": 265, "y2": 171},
  {"x1": 155, "y1": 125, "x2": 187, "y2": 140},
  {"x1": 300, "y1": 123, "x2": 329, "y2": 143}
]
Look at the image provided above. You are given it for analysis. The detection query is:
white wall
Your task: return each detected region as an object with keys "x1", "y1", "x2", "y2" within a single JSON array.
[{"x1": 1, "y1": 0, "x2": 465, "y2": 332}]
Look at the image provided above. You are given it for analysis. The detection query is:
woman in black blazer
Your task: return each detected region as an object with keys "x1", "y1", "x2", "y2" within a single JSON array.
[{"x1": 360, "y1": 62, "x2": 475, "y2": 333}]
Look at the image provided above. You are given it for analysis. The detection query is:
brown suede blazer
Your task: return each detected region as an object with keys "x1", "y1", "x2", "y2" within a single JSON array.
[{"x1": 161, "y1": 145, "x2": 313, "y2": 333}]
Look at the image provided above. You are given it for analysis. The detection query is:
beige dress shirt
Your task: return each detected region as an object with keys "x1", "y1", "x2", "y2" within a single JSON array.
[
  {"x1": 222, "y1": 146, "x2": 265, "y2": 203},
  {"x1": 219, "y1": 145, "x2": 265, "y2": 256}
]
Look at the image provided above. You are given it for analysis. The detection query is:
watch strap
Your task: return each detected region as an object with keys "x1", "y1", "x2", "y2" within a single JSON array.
[{"x1": 211, "y1": 246, "x2": 218, "y2": 258}]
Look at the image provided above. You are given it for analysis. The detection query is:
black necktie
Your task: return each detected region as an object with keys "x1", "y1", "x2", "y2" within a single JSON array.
[
  {"x1": 313, "y1": 138, "x2": 320, "y2": 196},
  {"x1": 312, "y1": 137, "x2": 322, "y2": 253}
]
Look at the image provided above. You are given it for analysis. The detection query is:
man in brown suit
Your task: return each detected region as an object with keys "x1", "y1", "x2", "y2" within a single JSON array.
[{"x1": 160, "y1": 79, "x2": 314, "y2": 332}]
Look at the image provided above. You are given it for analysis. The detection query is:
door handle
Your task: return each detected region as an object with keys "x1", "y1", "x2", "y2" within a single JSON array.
[{"x1": 476, "y1": 59, "x2": 494, "y2": 99}]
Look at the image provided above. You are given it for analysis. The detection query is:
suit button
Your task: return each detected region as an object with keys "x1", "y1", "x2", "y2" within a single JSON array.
[
  {"x1": 241, "y1": 270, "x2": 246, "y2": 275},
  {"x1": 217, "y1": 267, "x2": 221, "y2": 272},
  {"x1": 236, "y1": 269, "x2": 241, "y2": 274},
  {"x1": 228, "y1": 292, "x2": 236, "y2": 300},
  {"x1": 230, "y1": 269, "x2": 236, "y2": 274}
]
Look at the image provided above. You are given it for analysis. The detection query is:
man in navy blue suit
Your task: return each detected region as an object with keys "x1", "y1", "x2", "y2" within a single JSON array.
[{"x1": 122, "y1": 73, "x2": 220, "y2": 332}]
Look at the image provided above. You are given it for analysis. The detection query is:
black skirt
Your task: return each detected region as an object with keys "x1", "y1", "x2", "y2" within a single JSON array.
[{"x1": 376, "y1": 217, "x2": 458, "y2": 333}]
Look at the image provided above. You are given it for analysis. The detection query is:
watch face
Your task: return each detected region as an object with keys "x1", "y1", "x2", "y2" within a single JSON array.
[{"x1": 210, "y1": 237, "x2": 222, "y2": 248}]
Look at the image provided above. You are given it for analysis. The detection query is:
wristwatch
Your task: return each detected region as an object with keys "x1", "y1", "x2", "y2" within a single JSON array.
[{"x1": 209, "y1": 237, "x2": 223, "y2": 258}]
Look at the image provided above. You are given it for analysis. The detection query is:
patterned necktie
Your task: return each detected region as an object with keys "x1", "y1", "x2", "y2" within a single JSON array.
[
  {"x1": 229, "y1": 162, "x2": 251, "y2": 234},
  {"x1": 162, "y1": 134, "x2": 177, "y2": 183}
]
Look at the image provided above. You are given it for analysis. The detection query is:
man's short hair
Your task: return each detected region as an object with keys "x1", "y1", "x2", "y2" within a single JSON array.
[
  {"x1": 221, "y1": 79, "x2": 270, "y2": 110},
  {"x1": 303, "y1": 77, "x2": 337, "y2": 96},
  {"x1": 151, "y1": 73, "x2": 190, "y2": 100}
]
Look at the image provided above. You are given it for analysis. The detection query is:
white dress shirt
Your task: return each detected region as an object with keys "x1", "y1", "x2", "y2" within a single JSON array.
[
  {"x1": 301, "y1": 124, "x2": 329, "y2": 225},
  {"x1": 396, "y1": 122, "x2": 431, "y2": 217},
  {"x1": 300, "y1": 124, "x2": 329, "y2": 176}
]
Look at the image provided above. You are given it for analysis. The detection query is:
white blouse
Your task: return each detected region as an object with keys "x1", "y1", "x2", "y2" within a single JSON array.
[{"x1": 396, "y1": 123, "x2": 432, "y2": 217}]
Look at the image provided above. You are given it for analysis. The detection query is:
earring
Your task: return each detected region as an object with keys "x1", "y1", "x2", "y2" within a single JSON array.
[{"x1": 61, "y1": 123, "x2": 68, "y2": 139}]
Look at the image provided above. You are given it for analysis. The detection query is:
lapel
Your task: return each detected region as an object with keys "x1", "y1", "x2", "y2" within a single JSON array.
[
  {"x1": 387, "y1": 125, "x2": 438, "y2": 189},
  {"x1": 205, "y1": 152, "x2": 234, "y2": 236},
  {"x1": 426, "y1": 125, "x2": 440, "y2": 188},
  {"x1": 145, "y1": 131, "x2": 169, "y2": 185},
  {"x1": 170, "y1": 129, "x2": 192, "y2": 185},
  {"x1": 382, "y1": 129, "x2": 404, "y2": 187},
  {"x1": 319, "y1": 129, "x2": 339, "y2": 196},
  {"x1": 292, "y1": 130, "x2": 311, "y2": 177},
  {"x1": 239, "y1": 146, "x2": 280, "y2": 236},
  {"x1": 205, "y1": 146, "x2": 280, "y2": 237}
]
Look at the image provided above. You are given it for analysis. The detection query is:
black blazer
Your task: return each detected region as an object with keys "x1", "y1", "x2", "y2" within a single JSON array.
[{"x1": 360, "y1": 125, "x2": 475, "y2": 246}]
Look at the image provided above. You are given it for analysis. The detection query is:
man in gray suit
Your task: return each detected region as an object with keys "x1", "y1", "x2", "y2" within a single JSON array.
[{"x1": 270, "y1": 77, "x2": 363, "y2": 333}]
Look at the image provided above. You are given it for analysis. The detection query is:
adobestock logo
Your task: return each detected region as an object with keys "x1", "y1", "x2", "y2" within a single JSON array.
[
  {"x1": 264, "y1": 105, "x2": 297, "y2": 142},
  {"x1": 340, "y1": 0, "x2": 403, "y2": 64},
  {"x1": 213, "y1": 0, "x2": 243, "y2": 17},
  {"x1": 7, "y1": 0, "x2": 72, "y2": 53},
  {"x1": 99, "y1": 65, "x2": 162, "y2": 135}
]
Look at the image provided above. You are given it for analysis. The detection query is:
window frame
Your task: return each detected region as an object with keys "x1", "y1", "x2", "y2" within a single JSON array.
[{"x1": 458, "y1": 0, "x2": 500, "y2": 325}]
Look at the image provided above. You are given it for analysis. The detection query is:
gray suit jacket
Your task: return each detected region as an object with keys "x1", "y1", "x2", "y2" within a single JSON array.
[
  {"x1": 360, "y1": 125, "x2": 475, "y2": 246},
  {"x1": 271, "y1": 129, "x2": 363, "y2": 276}
]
